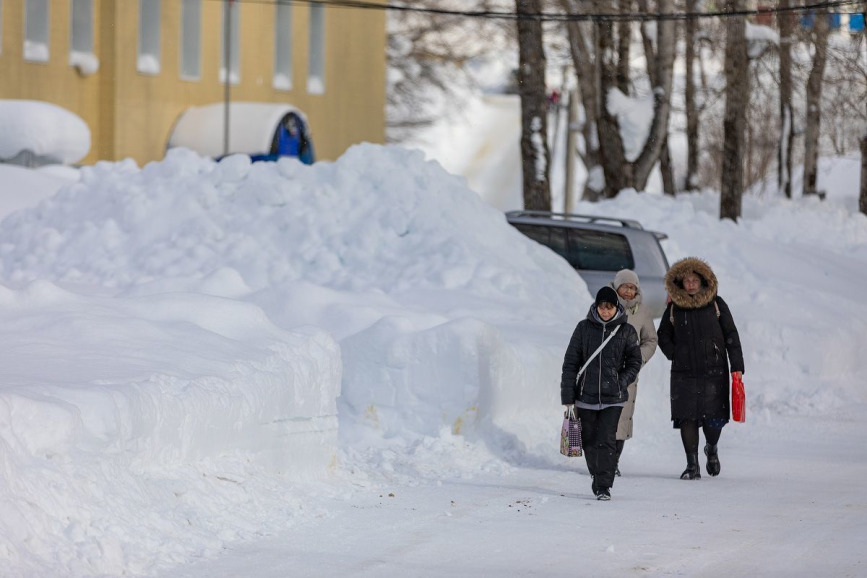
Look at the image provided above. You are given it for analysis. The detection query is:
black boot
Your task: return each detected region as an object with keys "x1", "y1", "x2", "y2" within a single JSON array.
[
  {"x1": 704, "y1": 444, "x2": 720, "y2": 476},
  {"x1": 680, "y1": 452, "x2": 701, "y2": 480},
  {"x1": 591, "y1": 475, "x2": 599, "y2": 496}
]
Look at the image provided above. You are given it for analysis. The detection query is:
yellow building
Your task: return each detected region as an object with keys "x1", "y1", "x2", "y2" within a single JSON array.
[{"x1": 0, "y1": 0, "x2": 386, "y2": 165}]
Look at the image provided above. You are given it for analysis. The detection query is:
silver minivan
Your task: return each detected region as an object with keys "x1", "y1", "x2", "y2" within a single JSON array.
[{"x1": 506, "y1": 211, "x2": 670, "y2": 317}]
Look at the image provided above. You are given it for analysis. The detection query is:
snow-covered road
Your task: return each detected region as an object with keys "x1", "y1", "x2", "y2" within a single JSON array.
[{"x1": 176, "y1": 411, "x2": 867, "y2": 577}]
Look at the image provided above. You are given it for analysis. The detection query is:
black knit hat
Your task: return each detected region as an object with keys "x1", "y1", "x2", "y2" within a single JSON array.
[{"x1": 595, "y1": 286, "x2": 619, "y2": 308}]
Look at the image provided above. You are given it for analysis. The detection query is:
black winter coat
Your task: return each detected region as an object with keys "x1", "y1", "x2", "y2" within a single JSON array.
[
  {"x1": 560, "y1": 306, "x2": 642, "y2": 406},
  {"x1": 657, "y1": 258, "x2": 745, "y2": 422}
]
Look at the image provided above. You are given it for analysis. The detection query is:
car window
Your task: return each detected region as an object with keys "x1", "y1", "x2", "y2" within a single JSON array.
[
  {"x1": 513, "y1": 224, "x2": 569, "y2": 261},
  {"x1": 565, "y1": 229, "x2": 634, "y2": 271}
]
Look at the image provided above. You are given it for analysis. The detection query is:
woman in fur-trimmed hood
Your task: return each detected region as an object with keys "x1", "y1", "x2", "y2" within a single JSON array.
[{"x1": 657, "y1": 257, "x2": 745, "y2": 480}]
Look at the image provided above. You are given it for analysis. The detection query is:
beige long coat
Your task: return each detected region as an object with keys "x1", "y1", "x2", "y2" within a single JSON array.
[{"x1": 612, "y1": 286, "x2": 658, "y2": 440}]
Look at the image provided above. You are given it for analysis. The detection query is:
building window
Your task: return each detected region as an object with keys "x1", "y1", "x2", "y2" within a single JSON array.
[
  {"x1": 138, "y1": 0, "x2": 161, "y2": 74},
  {"x1": 70, "y1": 0, "x2": 98, "y2": 75},
  {"x1": 24, "y1": 0, "x2": 49, "y2": 62},
  {"x1": 307, "y1": 2, "x2": 325, "y2": 94},
  {"x1": 273, "y1": 3, "x2": 292, "y2": 90},
  {"x1": 180, "y1": 0, "x2": 201, "y2": 79},
  {"x1": 219, "y1": 0, "x2": 240, "y2": 84}
]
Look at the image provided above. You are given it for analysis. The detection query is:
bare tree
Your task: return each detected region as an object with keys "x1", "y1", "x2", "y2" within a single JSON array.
[
  {"x1": 684, "y1": 0, "x2": 701, "y2": 191},
  {"x1": 516, "y1": 0, "x2": 552, "y2": 210},
  {"x1": 561, "y1": 0, "x2": 604, "y2": 201},
  {"x1": 777, "y1": 0, "x2": 795, "y2": 198},
  {"x1": 720, "y1": 0, "x2": 749, "y2": 220},
  {"x1": 638, "y1": 1, "x2": 676, "y2": 195},
  {"x1": 862, "y1": 122, "x2": 867, "y2": 214},
  {"x1": 802, "y1": 11, "x2": 829, "y2": 197},
  {"x1": 386, "y1": 1, "x2": 511, "y2": 142},
  {"x1": 565, "y1": 0, "x2": 674, "y2": 198}
]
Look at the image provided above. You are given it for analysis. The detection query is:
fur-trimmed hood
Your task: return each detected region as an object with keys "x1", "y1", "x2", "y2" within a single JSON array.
[{"x1": 665, "y1": 257, "x2": 718, "y2": 309}]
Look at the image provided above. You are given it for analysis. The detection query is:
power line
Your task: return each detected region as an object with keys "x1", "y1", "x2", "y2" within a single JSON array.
[{"x1": 255, "y1": 0, "x2": 867, "y2": 23}]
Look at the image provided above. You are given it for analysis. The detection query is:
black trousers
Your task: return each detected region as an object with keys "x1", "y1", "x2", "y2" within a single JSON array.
[{"x1": 577, "y1": 406, "x2": 623, "y2": 491}]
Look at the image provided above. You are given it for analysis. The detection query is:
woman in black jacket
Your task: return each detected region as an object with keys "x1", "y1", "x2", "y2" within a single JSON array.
[
  {"x1": 657, "y1": 257, "x2": 745, "y2": 480},
  {"x1": 561, "y1": 286, "x2": 642, "y2": 500}
]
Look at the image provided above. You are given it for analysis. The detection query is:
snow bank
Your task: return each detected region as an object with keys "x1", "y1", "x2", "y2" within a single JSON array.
[
  {"x1": 0, "y1": 164, "x2": 76, "y2": 219},
  {"x1": 2, "y1": 145, "x2": 866, "y2": 575},
  {"x1": 0, "y1": 281, "x2": 340, "y2": 575},
  {"x1": 0, "y1": 100, "x2": 91, "y2": 164}
]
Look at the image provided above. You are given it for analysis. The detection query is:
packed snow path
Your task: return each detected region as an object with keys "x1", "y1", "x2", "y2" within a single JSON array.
[{"x1": 177, "y1": 412, "x2": 867, "y2": 577}]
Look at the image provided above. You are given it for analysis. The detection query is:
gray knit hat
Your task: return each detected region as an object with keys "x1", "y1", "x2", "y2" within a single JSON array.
[{"x1": 613, "y1": 269, "x2": 640, "y2": 289}]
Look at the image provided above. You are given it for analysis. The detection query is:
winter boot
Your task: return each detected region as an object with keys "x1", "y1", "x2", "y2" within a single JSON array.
[
  {"x1": 704, "y1": 444, "x2": 721, "y2": 476},
  {"x1": 680, "y1": 452, "x2": 701, "y2": 480}
]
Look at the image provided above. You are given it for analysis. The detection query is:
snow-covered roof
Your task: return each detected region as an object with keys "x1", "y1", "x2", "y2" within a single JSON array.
[
  {"x1": 167, "y1": 102, "x2": 305, "y2": 158},
  {"x1": 0, "y1": 100, "x2": 91, "y2": 164}
]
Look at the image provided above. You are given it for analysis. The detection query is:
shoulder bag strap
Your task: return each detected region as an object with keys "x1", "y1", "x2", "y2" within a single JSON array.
[{"x1": 576, "y1": 324, "x2": 621, "y2": 383}]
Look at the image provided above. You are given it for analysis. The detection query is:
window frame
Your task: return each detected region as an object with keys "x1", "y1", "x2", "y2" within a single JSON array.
[
  {"x1": 273, "y1": 2, "x2": 293, "y2": 91},
  {"x1": 307, "y1": 2, "x2": 325, "y2": 94},
  {"x1": 137, "y1": 0, "x2": 162, "y2": 75},
  {"x1": 179, "y1": 0, "x2": 201, "y2": 80},
  {"x1": 24, "y1": 0, "x2": 50, "y2": 63},
  {"x1": 219, "y1": 0, "x2": 240, "y2": 85}
]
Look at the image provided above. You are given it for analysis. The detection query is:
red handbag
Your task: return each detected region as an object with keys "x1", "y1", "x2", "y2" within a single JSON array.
[{"x1": 732, "y1": 372, "x2": 745, "y2": 423}]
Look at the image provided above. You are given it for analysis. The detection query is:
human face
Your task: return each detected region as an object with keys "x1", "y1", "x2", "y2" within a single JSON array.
[
  {"x1": 683, "y1": 273, "x2": 702, "y2": 295},
  {"x1": 617, "y1": 283, "x2": 637, "y2": 300},
  {"x1": 597, "y1": 302, "x2": 616, "y2": 321}
]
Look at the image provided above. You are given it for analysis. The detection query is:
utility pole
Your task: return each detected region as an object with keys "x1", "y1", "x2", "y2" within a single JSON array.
[{"x1": 223, "y1": 0, "x2": 233, "y2": 157}]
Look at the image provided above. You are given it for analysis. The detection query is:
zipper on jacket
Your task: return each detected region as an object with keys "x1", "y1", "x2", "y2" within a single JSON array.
[{"x1": 598, "y1": 324, "x2": 606, "y2": 403}]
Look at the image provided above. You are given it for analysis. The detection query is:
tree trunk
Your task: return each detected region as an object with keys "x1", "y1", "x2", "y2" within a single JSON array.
[
  {"x1": 861, "y1": 130, "x2": 867, "y2": 215},
  {"x1": 803, "y1": 12, "x2": 830, "y2": 198},
  {"x1": 720, "y1": 0, "x2": 749, "y2": 221},
  {"x1": 616, "y1": 0, "x2": 632, "y2": 94},
  {"x1": 561, "y1": 0, "x2": 604, "y2": 201},
  {"x1": 632, "y1": 0, "x2": 676, "y2": 192},
  {"x1": 596, "y1": 2, "x2": 632, "y2": 197},
  {"x1": 564, "y1": 0, "x2": 675, "y2": 199},
  {"x1": 660, "y1": 142, "x2": 676, "y2": 195},
  {"x1": 685, "y1": 0, "x2": 700, "y2": 191},
  {"x1": 515, "y1": 0, "x2": 551, "y2": 210},
  {"x1": 638, "y1": 5, "x2": 676, "y2": 196},
  {"x1": 778, "y1": 0, "x2": 794, "y2": 199}
]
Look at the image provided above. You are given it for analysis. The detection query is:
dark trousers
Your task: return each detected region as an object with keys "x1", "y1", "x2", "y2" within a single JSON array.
[
  {"x1": 577, "y1": 406, "x2": 623, "y2": 491},
  {"x1": 679, "y1": 419, "x2": 723, "y2": 454}
]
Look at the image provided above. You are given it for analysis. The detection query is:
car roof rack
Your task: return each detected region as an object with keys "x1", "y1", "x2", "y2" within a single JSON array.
[{"x1": 505, "y1": 210, "x2": 645, "y2": 230}]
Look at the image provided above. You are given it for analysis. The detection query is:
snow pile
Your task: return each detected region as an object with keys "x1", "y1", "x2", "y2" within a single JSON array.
[
  {"x1": 1, "y1": 144, "x2": 866, "y2": 575},
  {"x1": 0, "y1": 281, "x2": 341, "y2": 575},
  {"x1": 0, "y1": 100, "x2": 91, "y2": 164},
  {"x1": 0, "y1": 164, "x2": 76, "y2": 219}
]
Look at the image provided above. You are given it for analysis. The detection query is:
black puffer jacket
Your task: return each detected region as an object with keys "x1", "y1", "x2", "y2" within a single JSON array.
[
  {"x1": 560, "y1": 305, "x2": 642, "y2": 406},
  {"x1": 657, "y1": 257, "x2": 745, "y2": 421}
]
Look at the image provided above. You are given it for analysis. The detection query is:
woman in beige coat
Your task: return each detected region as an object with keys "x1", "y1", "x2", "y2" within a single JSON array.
[{"x1": 610, "y1": 269, "x2": 658, "y2": 476}]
